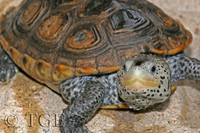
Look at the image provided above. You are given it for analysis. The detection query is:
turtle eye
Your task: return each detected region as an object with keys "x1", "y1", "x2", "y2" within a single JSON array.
[
  {"x1": 123, "y1": 60, "x2": 133, "y2": 72},
  {"x1": 150, "y1": 66, "x2": 156, "y2": 74}
]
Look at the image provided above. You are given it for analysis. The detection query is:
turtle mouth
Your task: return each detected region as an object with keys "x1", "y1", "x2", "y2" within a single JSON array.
[
  {"x1": 120, "y1": 69, "x2": 160, "y2": 90},
  {"x1": 121, "y1": 78, "x2": 160, "y2": 87}
]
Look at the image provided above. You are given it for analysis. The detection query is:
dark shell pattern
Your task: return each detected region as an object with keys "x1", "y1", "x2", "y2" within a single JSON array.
[{"x1": 0, "y1": 0, "x2": 192, "y2": 92}]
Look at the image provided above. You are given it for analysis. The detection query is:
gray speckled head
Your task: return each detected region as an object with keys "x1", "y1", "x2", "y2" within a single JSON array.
[{"x1": 117, "y1": 55, "x2": 171, "y2": 110}]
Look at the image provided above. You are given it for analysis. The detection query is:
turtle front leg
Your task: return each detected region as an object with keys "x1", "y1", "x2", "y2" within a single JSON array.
[
  {"x1": 165, "y1": 52, "x2": 200, "y2": 85},
  {"x1": 59, "y1": 80, "x2": 105, "y2": 133},
  {"x1": 0, "y1": 46, "x2": 17, "y2": 82}
]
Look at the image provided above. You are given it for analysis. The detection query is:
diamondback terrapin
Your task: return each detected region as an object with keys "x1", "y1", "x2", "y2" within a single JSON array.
[{"x1": 0, "y1": 0, "x2": 199, "y2": 132}]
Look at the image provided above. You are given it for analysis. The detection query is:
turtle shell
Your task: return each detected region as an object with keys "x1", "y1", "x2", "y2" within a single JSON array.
[{"x1": 0, "y1": 0, "x2": 192, "y2": 92}]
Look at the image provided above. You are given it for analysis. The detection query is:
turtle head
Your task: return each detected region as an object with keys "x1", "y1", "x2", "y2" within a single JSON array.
[{"x1": 117, "y1": 54, "x2": 172, "y2": 110}]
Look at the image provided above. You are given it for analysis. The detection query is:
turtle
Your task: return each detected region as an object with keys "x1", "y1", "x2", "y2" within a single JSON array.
[{"x1": 0, "y1": 0, "x2": 200, "y2": 132}]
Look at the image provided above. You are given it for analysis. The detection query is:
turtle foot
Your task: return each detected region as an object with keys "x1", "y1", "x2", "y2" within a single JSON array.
[
  {"x1": 0, "y1": 48, "x2": 17, "y2": 83},
  {"x1": 59, "y1": 108, "x2": 91, "y2": 133},
  {"x1": 60, "y1": 120, "x2": 90, "y2": 133},
  {"x1": 59, "y1": 80, "x2": 105, "y2": 133}
]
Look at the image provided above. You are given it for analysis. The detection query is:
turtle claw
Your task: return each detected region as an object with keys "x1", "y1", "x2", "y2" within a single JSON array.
[
  {"x1": 14, "y1": 66, "x2": 19, "y2": 75},
  {"x1": 6, "y1": 70, "x2": 11, "y2": 84}
]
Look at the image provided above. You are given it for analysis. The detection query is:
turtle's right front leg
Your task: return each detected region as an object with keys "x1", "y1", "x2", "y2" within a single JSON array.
[
  {"x1": 0, "y1": 46, "x2": 17, "y2": 82},
  {"x1": 59, "y1": 80, "x2": 105, "y2": 133}
]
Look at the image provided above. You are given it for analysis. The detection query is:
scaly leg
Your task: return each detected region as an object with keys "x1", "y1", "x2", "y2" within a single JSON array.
[
  {"x1": 0, "y1": 46, "x2": 17, "y2": 82},
  {"x1": 59, "y1": 81, "x2": 105, "y2": 133},
  {"x1": 164, "y1": 52, "x2": 200, "y2": 85}
]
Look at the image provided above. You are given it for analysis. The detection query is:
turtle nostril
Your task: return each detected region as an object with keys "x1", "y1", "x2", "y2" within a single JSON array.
[
  {"x1": 134, "y1": 57, "x2": 148, "y2": 66},
  {"x1": 135, "y1": 60, "x2": 144, "y2": 66}
]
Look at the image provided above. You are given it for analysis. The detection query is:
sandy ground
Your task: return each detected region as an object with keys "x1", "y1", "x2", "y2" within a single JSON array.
[{"x1": 0, "y1": 0, "x2": 200, "y2": 133}]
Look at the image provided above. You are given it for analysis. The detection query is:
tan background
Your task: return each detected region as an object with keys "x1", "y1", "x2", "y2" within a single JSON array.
[{"x1": 0, "y1": 0, "x2": 200, "y2": 133}]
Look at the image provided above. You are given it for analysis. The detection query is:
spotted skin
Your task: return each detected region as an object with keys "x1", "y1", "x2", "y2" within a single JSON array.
[
  {"x1": 117, "y1": 55, "x2": 171, "y2": 110},
  {"x1": 59, "y1": 52, "x2": 200, "y2": 132},
  {"x1": 60, "y1": 81, "x2": 105, "y2": 133},
  {"x1": 60, "y1": 73, "x2": 122, "y2": 107},
  {"x1": 162, "y1": 52, "x2": 200, "y2": 85}
]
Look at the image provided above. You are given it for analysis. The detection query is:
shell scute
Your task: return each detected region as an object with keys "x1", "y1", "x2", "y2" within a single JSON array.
[
  {"x1": 26, "y1": 46, "x2": 41, "y2": 60},
  {"x1": 21, "y1": 54, "x2": 38, "y2": 80},
  {"x1": 53, "y1": 64, "x2": 75, "y2": 82},
  {"x1": 97, "y1": 49, "x2": 121, "y2": 68},
  {"x1": 75, "y1": 58, "x2": 98, "y2": 76},
  {"x1": 17, "y1": 0, "x2": 48, "y2": 33},
  {"x1": 36, "y1": 12, "x2": 69, "y2": 42},
  {"x1": 20, "y1": 1, "x2": 41, "y2": 25},
  {"x1": 7, "y1": 46, "x2": 23, "y2": 68},
  {"x1": 156, "y1": 9, "x2": 174, "y2": 27},
  {"x1": 0, "y1": 0, "x2": 192, "y2": 91},
  {"x1": 116, "y1": 46, "x2": 141, "y2": 62},
  {"x1": 66, "y1": 25, "x2": 100, "y2": 49},
  {"x1": 36, "y1": 59, "x2": 53, "y2": 81}
]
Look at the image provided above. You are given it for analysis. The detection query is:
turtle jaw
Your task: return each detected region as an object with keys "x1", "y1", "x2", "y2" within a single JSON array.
[{"x1": 120, "y1": 68, "x2": 160, "y2": 91}]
